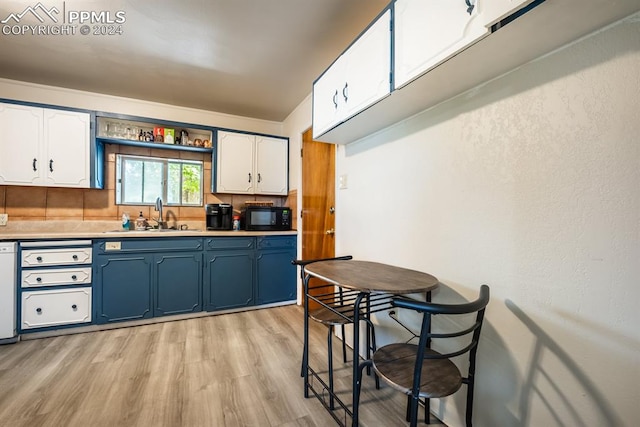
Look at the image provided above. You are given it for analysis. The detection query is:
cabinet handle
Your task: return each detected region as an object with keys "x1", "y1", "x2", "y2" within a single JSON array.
[
  {"x1": 36, "y1": 308, "x2": 42, "y2": 314},
  {"x1": 248, "y1": 173, "x2": 252, "y2": 183},
  {"x1": 36, "y1": 256, "x2": 43, "y2": 262},
  {"x1": 258, "y1": 173, "x2": 262, "y2": 183},
  {"x1": 36, "y1": 277, "x2": 42, "y2": 282},
  {"x1": 49, "y1": 159, "x2": 54, "y2": 172},
  {"x1": 72, "y1": 254, "x2": 78, "y2": 260},
  {"x1": 465, "y1": 0, "x2": 475, "y2": 14},
  {"x1": 343, "y1": 82, "x2": 348, "y2": 102},
  {"x1": 71, "y1": 275, "x2": 77, "y2": 281},
  {"x1": 32, "y1": 158, "x2": 37, "y2": 172},
  {"x1": 332, "y1": 90, "x2": 338, "y2": 109},
  {"x1": 71, "y1": 304, "x2": 77, "y2": 311}
]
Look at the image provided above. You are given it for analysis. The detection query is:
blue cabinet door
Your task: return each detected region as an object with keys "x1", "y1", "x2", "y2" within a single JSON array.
[
  {"x1": 205, "y1": 250, "x2": 254, "y2": 311},
  {"x1": 94, "y1": 254, "x2": 153, "y2": 324},
  {"x1": 154, "y1": 252, "x2": 202, "y2": 316},
  {"x1": 256, "y1": 236, "x2": 297, "y2": 305}
]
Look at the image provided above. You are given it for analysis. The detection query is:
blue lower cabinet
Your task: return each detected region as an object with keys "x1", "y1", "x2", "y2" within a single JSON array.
[
  {"x1": 93, "y1": 235, "x2": 296, "y2": 323},
  {"x1": 154, "y1": 252, "x2": 202, "y2": 316},
  {"x1": 93, "y1": 238, "x2": 204, "y2": 324},
  {"x1": 204, "y1": 250, "x2": 255, "y2": 311},
  {"x1": 256, "y1": 236, "x2": 297, "y2": 304},
  {"x1": 256, "y1": 249, "x2": 296, "y2": 304},
  {"x1": 94, "y1": 254, "x2": 154, "y2": 324}
]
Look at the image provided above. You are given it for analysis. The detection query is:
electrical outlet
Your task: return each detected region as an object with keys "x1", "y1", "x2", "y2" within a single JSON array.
[{"x1": 0, "y1": 213, "x2": 7, "y2": 226}]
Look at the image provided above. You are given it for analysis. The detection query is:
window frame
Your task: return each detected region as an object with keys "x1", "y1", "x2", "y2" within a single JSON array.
[{"x1": 115, "y1": 154, "x2": 204, "y2": 207}]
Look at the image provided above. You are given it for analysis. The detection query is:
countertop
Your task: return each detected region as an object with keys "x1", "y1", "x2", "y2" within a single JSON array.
[{"x1": 0, "y1": 221, "x2": 297, "y2": 241}]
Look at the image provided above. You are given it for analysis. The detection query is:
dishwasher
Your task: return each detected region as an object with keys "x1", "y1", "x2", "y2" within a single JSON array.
[{"x1": 0, "y1": 242, "x2": 18, "y2": 344}]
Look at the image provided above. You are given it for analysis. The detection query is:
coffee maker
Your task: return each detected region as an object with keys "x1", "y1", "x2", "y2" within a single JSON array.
[{"x1": 205, "y1": 203, "x2": 233, "y2": 230}]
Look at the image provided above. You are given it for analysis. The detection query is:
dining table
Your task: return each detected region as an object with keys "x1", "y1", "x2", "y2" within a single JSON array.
[{"x1": 301, "y1": 259, "x2": 439, "y2": 427}]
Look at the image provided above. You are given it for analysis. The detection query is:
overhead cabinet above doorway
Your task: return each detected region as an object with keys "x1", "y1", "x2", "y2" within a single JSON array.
[
  {"x1": 312, "y1": 9, "x2": 392, "y2": 139},
  {"x1": 312, "y1": 0, "x2": 638, "y2": 144}
]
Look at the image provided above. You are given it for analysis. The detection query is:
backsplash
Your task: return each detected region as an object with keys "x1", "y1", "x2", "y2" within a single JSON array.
[{"x1": 0, "y1": 143, "x2": 296, "y2": 229}]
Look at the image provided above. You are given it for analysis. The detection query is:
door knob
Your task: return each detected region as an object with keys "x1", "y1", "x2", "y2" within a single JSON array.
[
  {"x1": 329, "y1": 206, "x2": 335, "y2": 214},
  {"x1": 325, "y1": 228, "x2": 335, "y2": 235}
]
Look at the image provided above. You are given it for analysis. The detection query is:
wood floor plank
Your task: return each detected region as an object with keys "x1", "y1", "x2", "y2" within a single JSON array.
[{"x1": 0, "y1": 305, "x2": 445, "y2": 426}]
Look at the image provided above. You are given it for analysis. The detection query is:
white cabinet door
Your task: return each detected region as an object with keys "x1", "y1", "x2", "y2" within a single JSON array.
[
  {"x1": 255, "y1": 136, "x2": 288, "y2": 196},
  {"x1": 0, "y1": 103, "x2": 42, "y2": 185},
  {"x1": 216, "y1": 131, "x2": 255, "y2": 194},
  {"x1": 394, "y1": 0, "x2": 489, "y2": 89},
  {"x1": 216, "y1": 131, "x2": 289, "y2": 195},
  {"x1": 312, "y1": 55, "x2": 346, "y2": 138},
  {"x1": 481, "y1": 0, "x2": 532, "y2": 27},
  {"x1": 313, "y1": 9, "x2": 391, "y2": 140},
  {"x1": 342, "y1": 9, "x2": 391, "y2": 118},
  {"x1": 43, "y1": 109, "x2": 91, "y2": 188}
]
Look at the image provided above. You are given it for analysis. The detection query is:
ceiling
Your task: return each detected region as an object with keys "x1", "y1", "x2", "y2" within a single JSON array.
[{"x1": 0, "y1": 0, "x2": 389, "y2": 121}]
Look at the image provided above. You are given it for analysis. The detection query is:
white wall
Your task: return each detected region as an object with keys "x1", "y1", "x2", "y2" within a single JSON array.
[
  {"x1": 332, "y1": 14, "x2": 639, "y2": 427},
  {"x1": 0, "y1": 78, "x2": 283, "y2": 136}
]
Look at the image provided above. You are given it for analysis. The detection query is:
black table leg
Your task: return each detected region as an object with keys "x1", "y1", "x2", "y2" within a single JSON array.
[
  {"x1": 352, "y1": 292, "x2": 366, "y2": 427},
  {"x1": 303, "y1": 273, "x2": 311, "y2": 398}
]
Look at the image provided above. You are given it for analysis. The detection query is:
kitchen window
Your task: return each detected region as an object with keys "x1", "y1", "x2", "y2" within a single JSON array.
[{"x1": 116, "y1": 154, "x2": 203, "y2": 206}]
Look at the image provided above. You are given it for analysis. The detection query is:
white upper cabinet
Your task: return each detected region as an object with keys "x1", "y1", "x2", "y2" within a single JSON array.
[
  {"x1": 394, "y1": 0, "x2": 490, "y2": 89},
  {"x1": 0, "y1": 103, "x2": 42, "y2": 185},
  {"x1": 43, "y1": 109, "x2": 91, "y2": 187},
  {"x1": 312, "y1": 55, "x2": 346, "y2": 138},
  {"x1": 313, "y1": 9, "x2": 391, "y2": 139},
  {"x1": 216, "y1": 131, "x2": 254, "y2": 194},
  {"x1": 342, "y1": 9, "x2": 392, "y2": 118},
  {"x1": 216, "y1": 130, "x2": 288, "y2": 196},
  {"x1": 254, "y1": 136, "x2": 288, "y2": 195},
  {"x1": 0, "y1": 102, "x2": 91, "y2": 188}
]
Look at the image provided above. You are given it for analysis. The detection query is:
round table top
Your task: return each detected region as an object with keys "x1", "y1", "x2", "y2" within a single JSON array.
[{"x1": 305, "y1": 260, "x2": 439, "y2": 294}]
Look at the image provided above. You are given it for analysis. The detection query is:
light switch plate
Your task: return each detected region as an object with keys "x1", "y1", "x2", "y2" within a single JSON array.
[
  {"x1": 339, "y1": 174, "x2": 348, "y2": 190},
  {"x1": 0, "y1": 213, "x2": 7, "y2": 226}
]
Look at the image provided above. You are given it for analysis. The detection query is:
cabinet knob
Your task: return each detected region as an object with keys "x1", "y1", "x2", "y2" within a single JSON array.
[
  {"x1": 36, "y1": 277, "x2": 42, "y2": 282},
  {"x1": 72, "y1": 254, "x2": 79, "y2": 260},
  {"x1": 36, "y1": 256, "x2": 43, "y2": 262},
  {"x1": 71, "y1": 275, "x2": 77, "y2": 281},
  {"x1": 36, "y1": 308, "x2": 42, "y2": 314},
  {"x1": 71, "y1": 304, "x2": 78, "y2": 311}
]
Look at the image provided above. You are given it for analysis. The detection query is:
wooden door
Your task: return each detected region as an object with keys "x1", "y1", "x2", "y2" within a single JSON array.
[{"x1": 301, "y1": 128, "x2": 336, "y2": 309}]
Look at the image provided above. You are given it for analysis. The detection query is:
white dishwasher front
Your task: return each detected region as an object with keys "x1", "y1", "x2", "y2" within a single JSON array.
[{"x1": 0, "y1": 242, "x2": 17, "y2": 343}]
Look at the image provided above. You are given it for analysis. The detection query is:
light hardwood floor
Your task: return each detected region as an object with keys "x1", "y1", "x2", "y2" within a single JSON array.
[{"x1": 0, "y1": 305, "x2": 443, "y2": 427}]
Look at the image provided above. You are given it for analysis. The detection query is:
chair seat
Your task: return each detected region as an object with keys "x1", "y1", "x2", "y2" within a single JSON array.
[
  {"x1": 372, "y1": 343, "x2": 462, "y2": 399},
  {"x1": 309, "y1": 305, "x2": 354, "y2": 326}
]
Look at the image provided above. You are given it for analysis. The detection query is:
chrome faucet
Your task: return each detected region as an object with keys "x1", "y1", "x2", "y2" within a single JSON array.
[{"x1": 154, "y1": 197, "x2": 165, "y2": 229}]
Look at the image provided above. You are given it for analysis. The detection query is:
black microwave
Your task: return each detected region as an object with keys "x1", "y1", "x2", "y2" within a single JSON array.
[{"x1": 242, "y1": 206, "x2": 292, "y2": 231}]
